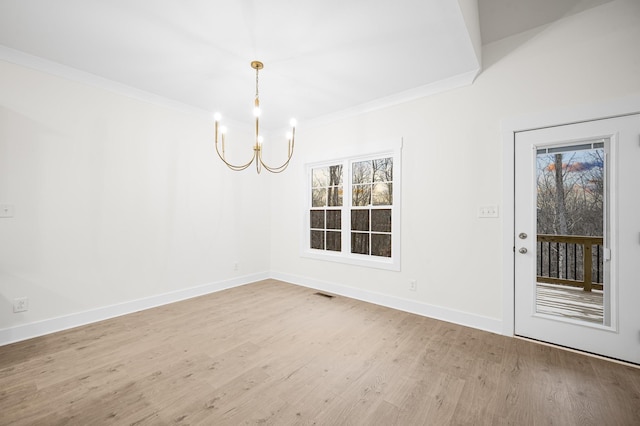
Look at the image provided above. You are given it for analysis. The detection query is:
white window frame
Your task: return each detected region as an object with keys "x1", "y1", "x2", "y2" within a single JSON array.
[{"x1": 301, "y1": 144, "x2": 402, "y2": 271}]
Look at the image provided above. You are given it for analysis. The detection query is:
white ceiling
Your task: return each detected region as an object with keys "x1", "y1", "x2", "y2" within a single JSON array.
[{"x1": 0, "y1": 0, "x2": 613, "y2": 130}]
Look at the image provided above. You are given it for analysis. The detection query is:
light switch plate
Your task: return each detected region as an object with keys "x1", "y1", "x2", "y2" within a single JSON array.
[
  {"x1": 478, "y1": 205, "x2": 499, "y2": 218},
  {"x1": 0, "y1": 204, "x2": 14, "y2": 218}
]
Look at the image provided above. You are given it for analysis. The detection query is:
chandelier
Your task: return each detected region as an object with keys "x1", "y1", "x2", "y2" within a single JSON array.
[{"x1": 214, "y1": 60, "x2": 296, "y2": 174}]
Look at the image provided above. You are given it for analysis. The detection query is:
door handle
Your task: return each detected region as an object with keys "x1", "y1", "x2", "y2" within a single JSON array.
[{"x1": 519, "y1": 247, "x2": 528, "y2": 254}]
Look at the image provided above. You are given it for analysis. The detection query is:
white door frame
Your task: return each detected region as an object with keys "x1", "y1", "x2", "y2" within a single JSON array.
[{"x1": 501, "y1": 94, "x2": 640, "y2": 336}]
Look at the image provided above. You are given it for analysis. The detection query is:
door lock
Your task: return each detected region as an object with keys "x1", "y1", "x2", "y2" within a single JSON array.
[
  {"x1": 518, "y1": 232, "x2": 528, "y2": 239},
  {"x1": 519, "y1": 247, "x2": 528, "y2": 254}
]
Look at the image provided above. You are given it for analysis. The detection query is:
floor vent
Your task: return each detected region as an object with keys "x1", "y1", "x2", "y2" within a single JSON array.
[{"x1": 314, "y1": 292, "x2": 335, "y2": 299}]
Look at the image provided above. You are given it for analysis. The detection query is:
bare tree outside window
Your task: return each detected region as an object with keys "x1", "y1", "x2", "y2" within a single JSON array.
[
  {"x1": 537, "y1": 149, "x2": 604, "y2": 236},
  {"x1": 351, "y1": 157, "x2": 393, "y2": 257},
  {"x1": 309, "y1": 155, "x2": 395, "y2": 261},
  {"x1": 328, "y1": 164, "x2": 343, "y2": 206},
  {"x1": 310, "y1": 164, "x2": 343, "y2": 252},
  {"x1": 373, "y1": 157, "x2": 393, "y2": 205},
  {"x1": 536, "y1": 144, "x2": 604, "y2": 284}
]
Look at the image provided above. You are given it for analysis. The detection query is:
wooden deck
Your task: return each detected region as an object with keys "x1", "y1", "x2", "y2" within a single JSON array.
[{"x1": 536, "y1": 283, "x2": 604, "y2": 324}]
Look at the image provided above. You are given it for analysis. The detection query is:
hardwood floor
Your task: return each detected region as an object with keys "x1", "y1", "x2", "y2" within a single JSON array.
[{"x1": 1, "y1": 279, "x2": 639, "y2": 425}]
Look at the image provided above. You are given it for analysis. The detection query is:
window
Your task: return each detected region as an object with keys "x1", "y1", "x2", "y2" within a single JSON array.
[
  {"x1": 351, "y1": 158, "x2": 393, "y2": 257},
  {"x1": 310, "y1": 164, "x2": 343, "y2": 252},
  {"x1": 304, "y1": 149, "x2": 401, "y2": 271}
]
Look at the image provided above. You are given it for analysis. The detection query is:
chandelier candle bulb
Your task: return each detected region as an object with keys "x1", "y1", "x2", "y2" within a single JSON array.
[{"x1": 213, "y1": 60, "x2": 296, "y2": 174}]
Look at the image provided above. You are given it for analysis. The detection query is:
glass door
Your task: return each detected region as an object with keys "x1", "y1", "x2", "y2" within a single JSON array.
[
  {"x1": 534, "y1": 141, "x2": 608, "y2": 325},
  {"x1": 514, "y1": 114, "x2": 640, "y2": 365}
]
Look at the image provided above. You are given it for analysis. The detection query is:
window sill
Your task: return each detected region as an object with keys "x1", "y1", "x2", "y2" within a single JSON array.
[{"x1": 301, "y1": 249, "x2": 400, "y2": 271}]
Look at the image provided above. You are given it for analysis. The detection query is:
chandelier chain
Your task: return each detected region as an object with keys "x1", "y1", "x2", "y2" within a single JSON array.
[{"x1": 255, "y1": 66, "x2": 259, "y2": 101}]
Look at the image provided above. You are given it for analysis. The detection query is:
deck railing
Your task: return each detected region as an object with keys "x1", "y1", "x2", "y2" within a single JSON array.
[{"x1": 536, "y1": 234, "x2": 604, "y2": 292}]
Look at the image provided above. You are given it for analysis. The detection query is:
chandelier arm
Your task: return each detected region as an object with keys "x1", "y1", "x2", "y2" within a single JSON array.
[
  {"x1": 256, "y1": 148, "x2": 262, "y2": 174},
  {"x1": 259, "y1": 158, "x2": 293, "y2": 174},
  {"x1": 214, "y1": 139, "x2": 257, "y2": 171},
  {"x1": 258, "y1": 138, "x2": 295, "y2": 173}
]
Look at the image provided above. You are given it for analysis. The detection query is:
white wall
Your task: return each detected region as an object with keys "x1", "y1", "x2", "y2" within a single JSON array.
[
  {"x1": 270, "y1": 0, "x2": 640, "y2": 332},
  {"x1": 0, "y1": 61, "x2": 272, "y2": 342}
]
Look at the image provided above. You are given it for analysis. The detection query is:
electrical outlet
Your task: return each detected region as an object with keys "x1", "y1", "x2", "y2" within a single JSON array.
[
  {"x1": 13, "y1": 297, "x2": 28, "y2": 313},
  {"x1": 0, "y1": 204, "x2": 14, "y2": 218},
  {"x1": 409, "y1": 280, "x2": 417, "y2": 291},
  {"x1": 234, "y1": 262, "x2": 239, "y2": 271}
]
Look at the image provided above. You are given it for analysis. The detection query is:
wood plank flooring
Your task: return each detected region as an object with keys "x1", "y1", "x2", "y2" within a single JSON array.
[{"x1": 1, "y1": 279, "x2": 639, "y2": 425}]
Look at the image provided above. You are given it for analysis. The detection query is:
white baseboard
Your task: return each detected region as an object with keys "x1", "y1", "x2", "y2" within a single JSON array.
[
  {"x1": 271, "y1": 271, "x2": 503, "y2": 335},
  {"x1": 0, "y1": 270, "x2": 503, "y2": 346},
  {"x1": 0, "y1": 272, "x2": 269, "y2": 346}
]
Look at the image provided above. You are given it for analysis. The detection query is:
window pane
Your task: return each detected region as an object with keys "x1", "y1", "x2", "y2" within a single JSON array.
[
  {"x1": 312, "y1": 167, "x2": 330, "y2": 188},
  {"x1": 371, "y1": 209, "x2": 391, "y2": 232},
  {"x1": 327, "y1": 186, "x2": 343, "y2": 206},
  {"x1": 310, "y1": 210, "x2": 325, "y2": 229},
  {"x1": 328, "y1": 164, "x2": 343, "y2": 186},
  {"x1": 351, "y1": 232, "x2": 369, "y2": 255},
  {"x1": 372, "y1": 183, "x2": 392, "y2": 205},
  {"x1": 351, "y1": 210, "x2": 369, "y2": 231},
  {"x1": 311, "y1": 230, "x2": 324, "y2": 250},
  {"x1": 352, "y1": 184, "x2": 371, "y2": 206},
  {"x1": 373, "y1": 158, "x2": 393, "y2": 182},
  {"x1": 371, "y1": 234, "x2": 391, "y2": 257},
  {"x1": 312, "y1": 188, "x2": 326, "y2": 207},
  {"x1": 352, "y1": 160, "x2": 373, "y2": 184},
  {"x1": 326, "y1": 210, "x2": 341, "y2": 230},
  {"x1": 326, "y1": 231, "x2": 341, "y2": 251}
]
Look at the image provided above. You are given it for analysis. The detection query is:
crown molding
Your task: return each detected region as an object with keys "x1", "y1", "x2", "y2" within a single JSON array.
[{"x1": 302, "y1": 67, "x2": 481, "y2": 129}]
